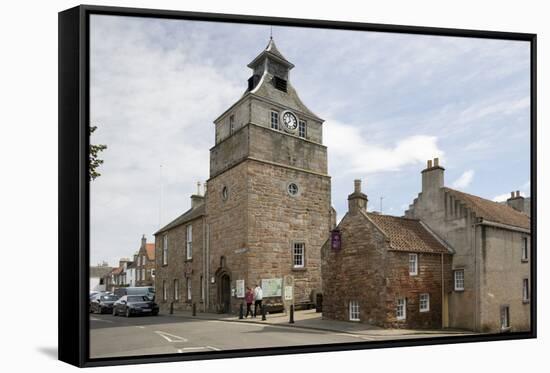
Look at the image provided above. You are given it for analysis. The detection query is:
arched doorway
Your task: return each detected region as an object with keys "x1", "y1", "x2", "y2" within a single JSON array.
[{"x1": 220, "y1": 274, "x2": 231, "y2": 313}]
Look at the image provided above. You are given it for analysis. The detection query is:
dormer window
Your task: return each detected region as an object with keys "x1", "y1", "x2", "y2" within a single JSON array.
[{"x1": 273, "y1": 76, "x2": 287, "y2": 92}]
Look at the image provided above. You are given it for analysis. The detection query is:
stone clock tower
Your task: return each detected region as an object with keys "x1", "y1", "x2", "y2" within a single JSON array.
[{"x1": 205, "y1": 38, "x2": 331, "y2": 313}]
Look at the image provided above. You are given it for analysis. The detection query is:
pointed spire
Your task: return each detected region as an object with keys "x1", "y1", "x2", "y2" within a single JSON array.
[{"x1": 247, "y1": 37, "x2": 294, "y2": 70}]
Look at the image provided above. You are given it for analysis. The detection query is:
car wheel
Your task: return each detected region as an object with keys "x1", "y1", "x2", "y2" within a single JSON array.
[{"x1": 125, "y1": 308, "x2": 131, "y2": 317}]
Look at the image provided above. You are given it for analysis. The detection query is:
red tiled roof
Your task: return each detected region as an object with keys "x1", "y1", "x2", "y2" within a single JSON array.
[
  {"x1": 365, "y1": 213, "x2": 450, "y2": 254},
  {"x1": 444, "y1": 187, "x2": 530, "y2": 230},
  {"x1": 145, "y1": 243, "x2": 155, "y2": 261},
  {"x1": 111, "y1": 267, "x2": 123, "y2": 275}
]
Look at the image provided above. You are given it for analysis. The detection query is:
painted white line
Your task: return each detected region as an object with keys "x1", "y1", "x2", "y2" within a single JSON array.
[
  {"x1": 155, "y1": 331, "x2": 188, "y2": 343},
  {"x1": 136, "y1": 326, "x2": 146, "y2": 329},
  {"x1": 206, "y1": 346, "x2": 221, "y2": 351},
  {"x1": 90, "y1": 317, "x2": 114, "y2": 323}
]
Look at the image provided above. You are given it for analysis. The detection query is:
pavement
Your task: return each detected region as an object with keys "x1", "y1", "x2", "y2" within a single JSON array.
[
  {"x1": 89, "y1": 309, "x2": 474, "y2": 358},
  {"x1": 169, "y1": 308, "x2": 473, "y2": 337}
]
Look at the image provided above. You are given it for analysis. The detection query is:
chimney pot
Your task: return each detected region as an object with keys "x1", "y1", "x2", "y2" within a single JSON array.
[
  {"x1": 516, "y1": 190, "x2": 520, "y2": 197},
  {"x1": 511, "y1": 191, "x2": 515, "y2": 198},
  {"x1": 354, "y1": 179, "x2": 362, "y2": 193},
  {"x1": 427, "y1": 160, "x2": 433, "y2": 168},
  {"x1": 434, "y1": 157, "x2": 439, "y2": 167}
]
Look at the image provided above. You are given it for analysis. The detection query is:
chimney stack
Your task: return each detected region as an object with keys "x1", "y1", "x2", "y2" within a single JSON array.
[
  {"x1": 421, "y1": 157, "x2": 445, "y2": 195},
  {"x1": 348, "y1": 179, "x2": 368, "y2": 214},
  {"x1": 506, "y1": 190, "x2": 525, "y2": 213}
]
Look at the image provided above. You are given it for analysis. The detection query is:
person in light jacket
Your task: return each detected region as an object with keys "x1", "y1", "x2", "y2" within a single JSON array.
[
  {"x1": 253, "y1": 284, "x2": 263, "y2": 318},
  {"x1": 245, "y1": 287, "x2": 254, "y2": 318}
]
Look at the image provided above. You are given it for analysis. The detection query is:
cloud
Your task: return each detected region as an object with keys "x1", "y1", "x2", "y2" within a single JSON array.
[
  {"x1": 325, "y1": 119, "x2": 443, "y2": 175},
  {"x1": 451, "y1": 170, "x2": 475, "y2": 189}
]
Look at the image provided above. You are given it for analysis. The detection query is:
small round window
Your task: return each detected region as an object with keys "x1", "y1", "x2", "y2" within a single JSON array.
[
  {"x1": 221, "y1": 186, "x2": 229, "y2": 201},
  {"x1": 287, "y1": 182, "x2": 299, "y2": 196}
]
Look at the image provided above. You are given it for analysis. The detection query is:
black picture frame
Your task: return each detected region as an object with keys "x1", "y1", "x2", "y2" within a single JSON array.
[{"x1": 59, "y1": 4, "x2": 537, "y2": 368}]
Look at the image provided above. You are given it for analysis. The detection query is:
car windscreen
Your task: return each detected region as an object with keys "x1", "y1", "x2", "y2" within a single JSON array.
[{"x1": 127, "y1": 296, "x2": 148, "y2": 302}]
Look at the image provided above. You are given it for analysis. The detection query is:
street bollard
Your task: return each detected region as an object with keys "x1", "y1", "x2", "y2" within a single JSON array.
[
  {"x1": 289, "y1": 304, "x2": 295, "y2": 324},
  {"x1": 239, "y1": 303, "x2": 244, "y2": 319},
  {"x1": 170, "y1": 302, "x2": 174, "y2": 315},
  {"x1": 192, "y1": 303, "x2": 196, "y2": 316},
  {"x1": 261, "y1": 305, "x2": 266, "y2": 321}
]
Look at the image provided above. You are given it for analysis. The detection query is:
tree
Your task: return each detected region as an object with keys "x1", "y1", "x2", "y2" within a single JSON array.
[{"x1": 90, "y1": 125, "x2": 107, "y2": 181}]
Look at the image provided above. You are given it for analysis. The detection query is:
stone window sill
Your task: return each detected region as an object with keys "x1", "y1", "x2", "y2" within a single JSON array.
[
  {"x1": 501, "y1": 326, "x2": 512, "y2": 333},
  {"x1": 185, "y1": 258, "x2": 193, "y2": 263},
  {"x1": 523, "y1": 299, "x2": 530, "y2": 304},
  {"x1": 521, "y1": 259, "x2": 529, "y2": 263},
  {"x1": 454, "y1": 289, "x2": 464, "y2": 292},
  {"x1": 292, "y1": 267, "x2": 307, "y2": 272}
]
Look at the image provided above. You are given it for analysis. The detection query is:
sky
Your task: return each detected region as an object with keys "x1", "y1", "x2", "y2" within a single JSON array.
[{"x1": 90, "y1": 15, "x2": 531, "y2": 267}]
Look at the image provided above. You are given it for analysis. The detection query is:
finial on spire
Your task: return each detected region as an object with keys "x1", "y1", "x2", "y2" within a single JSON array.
[{"x1": 270, "y1": 26, "x2": 273, "y2": 40}]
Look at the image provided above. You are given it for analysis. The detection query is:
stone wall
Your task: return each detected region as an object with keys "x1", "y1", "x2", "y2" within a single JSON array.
[{"x1": 154, "y1": 216, "x2": 205, "y2": 313}]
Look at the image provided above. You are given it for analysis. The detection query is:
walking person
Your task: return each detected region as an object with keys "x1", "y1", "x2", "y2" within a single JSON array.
[
  {"x1": 245, "y1": 287, "x2": 254, "y2": 318},
  {"x1": 253, "y1": 283, "x2": 263, "y2": 318}
]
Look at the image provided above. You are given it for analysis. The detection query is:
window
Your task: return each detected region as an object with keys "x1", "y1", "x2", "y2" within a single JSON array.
[
  {"x1": 522, "y1": 237, "x2": 529, "y2": 261},
  {"x1": 523, "y1": 279, "x2": 529, "y2": 302},
  {"x1": 137, "y1": 256, "x2": 141, "y2": 266},
  {"x1": 293, "y1": 243, "x2": 305, "y2": 268},
  {"x1": 163, "y1": 235, "x2": 168, "y2": 265},
  {"x1": 298, "y1": 120, "x2": 306, "y2": 138},
  {"x1": 187, "y1": 278, "x2": 192, "y2": 301},
  {"x1": 200, "y1": 275, "x2": 204, "y2": 301},
  {"x1": 454, "y1": 270, "x2": 465, "y2": 291},
  {"x1": 288, "y1": 182, "x2": 299, "y2": 196},
  {"x1": 419, "y1": 293, "x2": 430, "y2": 312},
  {"x1": 162, "y1": 280, "x2": 167, "y2": 301},
  {"x1": 229, "y1": 114, "x2": 235, "y2": 135},
  {"x1": 501, "y1": 305, "x2": 510, "y2": 329},
  {"x1": 349, "y1": 300, "x2": 360, "y2": 321},
  {"x1": 273, "y1": 76, "x2": 288, "y2": 92},
  {"x1": 142, "y1": 269, "x2": 145, "y2": 281},
  {"x1": 409, "y1": 253, "x2": 418, "y2": 276},
  {"x1": 186, "y1": 225, "x2": 193, "y2": 260},
  {"x1": 174, "y1": 279, "x2": 179, "y2": 301},
  {"x1": 270, "y1": 111, "x2": 279, "y2": 130},
  {"x1": 151, "y1": 269, "x2": 155, "y2": 277},
  {"x1": 396, "y1": 298, "x2": 407, "y2": 320},
  {"x1": 142, "y1": 255, "x2": 146, "y2": 265},
  {"x1": 221, "y1": 186, "x2": 228, "y2": 201}
]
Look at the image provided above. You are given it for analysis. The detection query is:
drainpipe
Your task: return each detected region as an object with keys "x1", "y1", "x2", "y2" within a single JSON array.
[
  {"x1": 441, "y1": 252, "x2": 444, "y2": 329},
  {"x1": 472, "y1": 218, "x2": 482, "y2": 332}
]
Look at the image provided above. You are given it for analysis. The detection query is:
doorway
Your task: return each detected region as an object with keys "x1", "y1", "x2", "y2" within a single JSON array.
[{"x1": 220, "y1": 274, "x2": 231, "y2": 313}]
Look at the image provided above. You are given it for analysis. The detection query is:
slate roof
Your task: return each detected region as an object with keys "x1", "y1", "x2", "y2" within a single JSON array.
[
  {"x1": 365, "y1": 212, "x2": 451, "y2": 254},
  {"x1": 145, "y1": 243, "x2": 155, "y2": 261},
  {"x1": 155, "y1": 203, "x2": 205, "y2": 235},
  {"x1": 443, "y1": 187, "x2": 530, "y2": 230},
  {"x1": 89, "y1": 266, "x2": 113, "y2": 278},
  {"x1": 248, "y1": 38, "x2": 294, "y2": 69}
]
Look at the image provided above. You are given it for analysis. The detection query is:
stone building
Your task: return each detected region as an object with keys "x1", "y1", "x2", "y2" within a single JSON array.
[
  {"x1": 322, "y1": 180, "x2": 453, "y2": 329},
  {"x1": 135, "y1": 235, "x2": 156, "y2": 287},
  {"x1": 154, "y1": 194, "x2": 206, "y2": 312},
  {"x1": 154, "y1": 38, "x2": 331, "y2": 313},
  {"x1": 405, "y1": 158, "x2": 531, "y2": 332}
]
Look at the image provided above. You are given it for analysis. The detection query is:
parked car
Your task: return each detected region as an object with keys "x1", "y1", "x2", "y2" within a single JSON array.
[
  {"x1": 90, "y1": 293, "x2": 118, "y2": 314},
  {"x1": 114, "y1": 286, "x2": 156, "y2": 300},
  {"x1": 112, "y1": 295, "x2": 159, "y2": 317}
]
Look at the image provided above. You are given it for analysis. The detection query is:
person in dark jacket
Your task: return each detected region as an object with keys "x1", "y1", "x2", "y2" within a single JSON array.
[{"x1": 245, "y1": 287, "x2": 254, "y2": 318}]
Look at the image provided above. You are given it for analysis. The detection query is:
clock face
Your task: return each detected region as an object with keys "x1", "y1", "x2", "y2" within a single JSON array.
[{"x1": 282, "y1": 111, "x2": 298, "y2": 132}]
